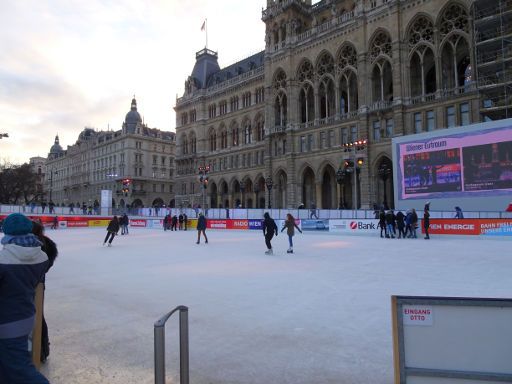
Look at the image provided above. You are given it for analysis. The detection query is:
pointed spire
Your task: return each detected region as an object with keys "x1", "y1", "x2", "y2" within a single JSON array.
[
  {"x1": 131, "y1": 96, "x2": 137, "y2": 111},
  {"x1": 55, "y1": 135, "x2": 60, "y2": 145}
]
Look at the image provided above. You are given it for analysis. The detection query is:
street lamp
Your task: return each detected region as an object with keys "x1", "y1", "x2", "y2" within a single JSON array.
[
  {"x1": 265, "y1": 176, "x2": 273, "y2": 209},
  {"x1": 342, "y1": 139, "x2": 367, "y2": 215},
  {"x1": 377, "y1": 162, "x2": 392, "y2": 208},
  {"x1": 198, "y1": 165, "x2": 210, "y2": 210},
  {"x1": 336, "y1": 167, "x2": 346, "y2": 209},
  {"x1": 48, "y1": 169, "x2": 58, "y2": 203},
  {"x1": 239, "y1": 180, "x2": 245, "y2": 208}
]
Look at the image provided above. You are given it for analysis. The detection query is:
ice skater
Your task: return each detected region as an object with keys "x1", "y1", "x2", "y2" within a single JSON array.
[
  {"x1": 262, "y1": 212, "x2": 278, "y2": 255},
  {"x1": 103, "y1": 216, "x2": 120, "y2": 247},
  {"x1": 423, "y1": 202, "x2": 430, "y2": 239},
  {"x1": 281, "y1": 213, "x2": 302, "y2": 253},
  {"x1": 196, "y1": 213, "x2": 208, "y2": 244}
]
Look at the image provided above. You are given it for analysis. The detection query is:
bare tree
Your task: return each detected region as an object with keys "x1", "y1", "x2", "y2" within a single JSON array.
[{"x1": 0, "y1": 163, "x2": 40, "y2": 204}]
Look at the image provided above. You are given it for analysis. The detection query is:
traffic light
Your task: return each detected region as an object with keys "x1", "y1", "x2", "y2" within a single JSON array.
[
  {"x1": 121, "y1": 179, "x2": 131, "y2": 196},
  {"x1": 357, "y1": 158, "x2": 364, "y2": 166}
]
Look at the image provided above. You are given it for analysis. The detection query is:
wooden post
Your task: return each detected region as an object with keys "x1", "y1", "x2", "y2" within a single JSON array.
[
  {"x1": 391, "y1": 295, "x2": 401, "y2": 384},
  {"x1": 32, "y1": 283, "x2": 44, "y2": 369}
]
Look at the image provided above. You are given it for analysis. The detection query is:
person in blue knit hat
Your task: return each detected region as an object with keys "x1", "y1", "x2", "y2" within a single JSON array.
[{"x1": 0, "y1": 213, "x2": 50, "y2": 384}]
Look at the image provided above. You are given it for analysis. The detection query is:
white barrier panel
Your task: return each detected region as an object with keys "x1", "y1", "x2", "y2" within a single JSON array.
[
  {"x1": 392, "y1": 296, "x2": 512, "y2": 384},
  {"x1": 329, "y1": 219, "x2": 380, "y2": 235}
]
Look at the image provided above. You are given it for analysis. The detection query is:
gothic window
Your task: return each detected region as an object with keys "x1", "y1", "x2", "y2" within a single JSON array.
[
  {"x1": 299, "y1": 84, "x2": 315, "y2": 123},
  {"x1": 408, "y1": 16, "x2": 436, "y2": 97},
  {"x1": 372, "y1": 60, "x2": 393, "y2": 102},
  {"x1": 319, "y1": 77, "x2": 335, "y2": 118},
  {"x1": 316, "y1": 52, "x2": 335, "y2": 77},
  {"x1": 274, "y1": 92, "x2": 288, "y2": 127},
  {"x1": 181, "y1": 135, "x2": 188, "y2": 155},
  {"x1": 254, "y1": 115, "x2": 265, "y2": 141},
  {"x1": 339, "y1": 70, "x2": 358, "y2": 114},
  {"x1": 336, "y1": 44, "x2": 358, "y2": 73},
  {"x1": 441, "y1": 35, "x2": 470, "y2": 90},
  {"x1": 189, "y1": 133, "x2": 197, "y2": 154},
  {"x1": 219, "y1": 124, "x2": 228, "y2": 149},
  {"x1": 439, "y1": 3, "x2": 469, "y2": 40},
  {"x1": 231, "y1": 123, "x2": 240, "y2": 146},
  {"x1": 297, "y1": 60, "x2": 314, "y2": 82},
  {"x1": 243, "y1": 119, "x2": 252, "y2": 144},
  {"x1": 273, "y1": 69, "x2": 287, "y2": 90},
  {"x1": 209, "y1": 129, "x2": 217, "y2": 151},
  {"x1": 369, "y1": 31, "x2": 392, "y2": 63}
]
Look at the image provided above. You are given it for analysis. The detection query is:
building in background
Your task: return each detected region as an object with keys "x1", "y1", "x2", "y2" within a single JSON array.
[
  {"x1": 174, "y1": 0, "x2": 511, "y2": 210},
  {"x1": 44, "y1": 98, "x2": 176, "y2": 210}
]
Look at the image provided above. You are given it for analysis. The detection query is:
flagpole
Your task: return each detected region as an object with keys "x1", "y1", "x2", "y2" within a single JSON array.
[{"x1": 206, "y1": 18, "x2": 208, "y2": 49}]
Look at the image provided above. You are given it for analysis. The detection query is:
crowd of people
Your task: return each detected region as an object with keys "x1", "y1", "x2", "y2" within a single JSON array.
[{"x1": 376, "y1": 203, "x2": 431, "y2": 239}]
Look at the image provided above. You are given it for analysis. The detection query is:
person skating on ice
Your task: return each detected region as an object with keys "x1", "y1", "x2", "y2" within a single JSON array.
[
  {"x1": 196, "y1": 213, "x2": 208, "y2": 244},
  {"x1": 262, "y1": 212, "x2": 278, "y2": 255},
  {"x1": 423, "y1": 202, "x2": 431, "y2": 239},
  {"x1": 103, "y1": 216, "x2": 120, "y2": 247},
  {"x1": 281, "y1": 213, "x2": 302, "y2": 253}
]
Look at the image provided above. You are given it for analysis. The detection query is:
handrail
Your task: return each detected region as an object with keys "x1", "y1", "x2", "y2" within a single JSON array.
[{"x1": 154, "y1": 306, "x2": 189, "y2": 384}]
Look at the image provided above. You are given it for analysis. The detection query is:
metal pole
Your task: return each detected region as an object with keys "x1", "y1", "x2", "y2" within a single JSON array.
[
  {"x1": 353, "y1": 147, "x2": 357, "y2": 218},
  {"x1": 179, "y1": 308, "x2": 189, "y2": 384},
  {"x1": 154, "y1": 325, "x2": 166, "y2": 384}
]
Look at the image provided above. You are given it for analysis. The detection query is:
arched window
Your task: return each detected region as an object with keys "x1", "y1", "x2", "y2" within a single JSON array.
[
  {"x1": 219, "y1": 124, "x2": 228, "y2": 149},
  {"x1": 209, "y1": 129, "x2": 217, "y2": 151},
  {"x1": 297, "y1": 60, "x2": 315, "y2": 123},
  {"x1": 255, "y1": 115, "x2": 265, "y2": 141},
  {"x1": 369, "y1": 31, "x2": 393, "y2": 103},
  {"x1": 231, "y1": 123, "x2": 240, "y2": 146},
  {"x1": 318, "y1": 77, "x2": 335, "y2": 118},
  {"x1": 275, "y1": 92, "x2": 288, "y2": 127},
  {"x1": 408, "y1": 16, "x2": 436, "y2": 98},
  {"x1": 181, "y1": 134, "x2": 188, "y2": 155},
  {"x1": 189, "y1": 133, "x2": 197, "y2": 154},
  {"x1": 243, "y1": 119, "x2": 252, "y2": 144},
  {"x1": 337, "y1": 44, "x2": 359, "y2": 115}
]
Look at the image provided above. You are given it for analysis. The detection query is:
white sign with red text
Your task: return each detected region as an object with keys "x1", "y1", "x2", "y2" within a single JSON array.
[{"x1": 403, "y1": 305, "x2": 433, "y2": 326}]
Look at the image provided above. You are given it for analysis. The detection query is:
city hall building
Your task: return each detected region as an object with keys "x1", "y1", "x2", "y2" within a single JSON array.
[{"x1": 174, "y1": 0, "x2": 510, "y2": 210}]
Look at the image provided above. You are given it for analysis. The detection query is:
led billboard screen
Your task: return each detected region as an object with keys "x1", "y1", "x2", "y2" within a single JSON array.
[{"x1": 396, "y1": 123, "x2": 512, "y2": 201}]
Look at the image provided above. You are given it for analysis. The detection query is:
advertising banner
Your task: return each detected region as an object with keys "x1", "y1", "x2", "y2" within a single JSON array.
[
  {"x1": 147, "y1": 219, "x2": 163, "y2": 229},
  {"x1": 187, "y1": 219, "x2": 197, "y2": 229},
  {"x1": 67, "y1": 220, "x2": 89, "y2": 228},
  {"x1": 207, "y1": 220, "x2": 228, "y2": 229},
  {"x1": 301, "y1": 219, "x2": 329, "y2": 231},
  {"x1": 129, "y1": 219, "x2": 146, "y2": 227},
  {"x1": 423, "y1": 219, "x2": 512, "y2": 236},
  {"x1": 329, "y1": 219, "x2": 380, "y2": 235},
  {"x1": 228, "y1": 220, "x2": 249, "y2": 230},
  {"x1": 58, "y1": 221, "x2": 67, "y2": 228},
  {"x1": 248, "y1": 219, "x2": 263, "y2": 230},
  {"x1": 89, "y1": 219, "x2": 110, "y2": 227}
]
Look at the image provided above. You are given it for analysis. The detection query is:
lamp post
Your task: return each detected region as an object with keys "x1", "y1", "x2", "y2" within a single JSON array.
[
  {"x1": 336, "y1": 167, "x2": 346, "y2": 209},
  {"x1": 48, "y1": 169, "x2": 57, "y2": 203},
  {"x1": 239, "y1": 181, "x2": 245, "y2": 208},
  {"x1": 342, "y1": 139, "x2": 367, "y2": 216},
  {"x1": 198, "y1": 165, "x2": 210, "y2": 210},
  {"x1": 265, "y1": 177, "x2": 273, "y2": 209},
  {"x1": 377, "y1": 163, "x2": 392, "y2": 208}
]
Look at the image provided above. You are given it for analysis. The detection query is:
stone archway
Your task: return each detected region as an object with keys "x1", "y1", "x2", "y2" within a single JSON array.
[
  {"x1": 152, "y1": 198, "x2": 164, "y2": 207},
  {"x1": 132, "y1": 199, "x2": 143, "y2": 208},
  {"x1": 301, "y1": 167, "x2": 315, "y2": 208},
  {"x1": 321, "y1": 165, "x2": 336, "y2": 209}
]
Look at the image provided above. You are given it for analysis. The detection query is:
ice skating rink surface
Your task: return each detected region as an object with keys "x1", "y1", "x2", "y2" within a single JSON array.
[{"x1": 39, "y1": 228, "x2": 511, "y2": 384}]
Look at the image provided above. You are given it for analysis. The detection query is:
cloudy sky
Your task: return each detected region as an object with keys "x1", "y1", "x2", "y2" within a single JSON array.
[{"x1": 0, "y1": 0, "x2": 268, "y2": 163}]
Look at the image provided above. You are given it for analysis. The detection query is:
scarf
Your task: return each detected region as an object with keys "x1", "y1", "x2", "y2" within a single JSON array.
[{"x1": 1, "y1": 234, "x2": 43, "y2": 247}]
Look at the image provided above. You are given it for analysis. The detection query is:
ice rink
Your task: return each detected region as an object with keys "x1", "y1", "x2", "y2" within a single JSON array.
[{"x1": 38, "y1": 228, "x2": 511, "y2": 384}]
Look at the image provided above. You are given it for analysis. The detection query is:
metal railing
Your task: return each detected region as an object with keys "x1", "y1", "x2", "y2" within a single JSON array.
[{"x1": 154, "y1": 306, "x2": 189, "y2": 384}]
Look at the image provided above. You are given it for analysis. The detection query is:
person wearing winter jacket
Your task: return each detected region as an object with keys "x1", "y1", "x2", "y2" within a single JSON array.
[
  {"x1": 280, "y1": 213, "x2": 302, "y2": 253},
  {"x1": 378, "y1": 210, "x2": 387, "y2": 238},
  {"x1": 32, "y1": 220, "x2": 58, "y2": 363},
  {"x1": 410, "y1": 208, "x2": 418, "y2": 238},
  {"x1": 385, "y1": 210, "x2": 396, "y2": 238},
  {"x1": 0, "y1": 213, "x2": 50, "y2": 384},
  {"x1": 196, "y1": 213, "x2": 208, "y2": 244},
  {"x1": 262, "y1": 212, "x2": 278, "y2": 255},
  {"x1": 423, "y1": 203, "x2": 431, "y2": 239},
  {"x1": 395, "y1": 211, "x2": 406, "y2": 239},
  {"x1": 103, "y1": 216, "x2": 120, "y2": 247}
]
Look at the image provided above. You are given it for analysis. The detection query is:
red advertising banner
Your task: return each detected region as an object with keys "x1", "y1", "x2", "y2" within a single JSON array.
[
  {"x1": 207, "y1": 220, "x2": 228, "y2": 229},
  {"x1": 129, "y1": 219, "x2": 147, "y2": 227},
  {"x1": 227, "y1": 220, "x2": 249, "y2": 230},
  {"x1": 67, "y1": 221, "x2": 89, "y2": 228},
  {"x1": 423, "y1": 219, "x2": 512, "y2": 236}
]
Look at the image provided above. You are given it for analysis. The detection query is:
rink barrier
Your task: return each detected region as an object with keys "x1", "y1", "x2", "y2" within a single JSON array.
[
  {"x1": 0, "y1": 214, "x2": 511, "y2": 237},
  {"x1": 154, "y1": 306, "x2": 189, "y2": 384}
]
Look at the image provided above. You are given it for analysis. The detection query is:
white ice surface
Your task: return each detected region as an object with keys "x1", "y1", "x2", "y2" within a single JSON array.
[{"x1": 38, "y1": 228, "x2": 512, "y2": 384}]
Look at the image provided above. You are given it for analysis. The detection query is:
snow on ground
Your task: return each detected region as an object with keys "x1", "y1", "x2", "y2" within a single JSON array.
[{"x1": 38, "y1": 228, "x2": 511, "y2": 384}]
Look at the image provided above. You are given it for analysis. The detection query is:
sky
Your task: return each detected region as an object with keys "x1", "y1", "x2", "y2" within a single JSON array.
[{"x1": 0, "y1": 0, "x2": 268, "y2": 164}]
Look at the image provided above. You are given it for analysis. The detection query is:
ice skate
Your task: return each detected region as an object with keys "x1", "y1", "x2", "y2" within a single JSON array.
[
  {"x1": 107, "y1": 243, "x2": 112, "y2": 247},
  {"x1": 287, "y1": 247, "x2": 293, "y2": 254},
  {"x1": 265, "y1": 249, "x2": 273, "y2": 255}
]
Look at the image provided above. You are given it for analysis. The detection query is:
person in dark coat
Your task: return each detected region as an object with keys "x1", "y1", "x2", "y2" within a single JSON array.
[
  {"x1": 410, "y1": 208, "x2": 418, "y2": 238},
  {"x1": 163, "y1": 214, "x2": 170, "y2": 231},
  {"x1": 395, "y1": 211, "x2": 406, "y2": 238},
  {"x1": 178, "y1": 214, "x2": 184, "y2": 230},
  {"x1": 171, "y1": 215, "x2": 178, "y2": 231},
  {"x1": 262, "y1": 212, "x2": 278, "y2": 255},
  {"x1": 121, "y1": 214, "x2": 129, "y2": 235},
  {"x1": 0, "y1": 214, "x2": 50, "y2": 384},
  {"x1": 385, "y1": 210, "x2": 396, "y2": 238},
  {"x1": 454, "y1": 206, "x2": 464, "y2": 219},
  {"x1": 103, "y1": 216, "x2": 120, "y2": 246},
  {"x1": 32, "y1": 221, "x2": 58, "y2": 363},
  {"x1": 423, "y1": 202, "x2": 431, "y2": 239},
  {"x1": 378, "y1": 210, "x2": 386, "y2": 238},
  {"x1": 183, "y1": 213, "x2": 188, "y2": 230},
  {"x1": 196, "y1": 213, "x2": 208, "y2": 244}
]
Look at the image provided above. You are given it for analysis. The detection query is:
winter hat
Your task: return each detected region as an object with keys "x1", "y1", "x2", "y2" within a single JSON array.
[{"x1": 2, "y1": 213, "x2": 33, "y2": 236}]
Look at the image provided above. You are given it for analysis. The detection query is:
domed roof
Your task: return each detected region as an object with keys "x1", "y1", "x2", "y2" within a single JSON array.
[
  {"x1": 124, "y1": 98, "x2": 142, "y2": 134},
  {"x1": 50, "y1": 135, "x2": 63, "y2": 154},
  {"x1": 78, "y1": 128, "x2": 95, "y2": 142}
]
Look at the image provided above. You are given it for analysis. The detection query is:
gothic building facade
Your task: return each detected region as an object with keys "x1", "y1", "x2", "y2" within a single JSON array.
[
  {"x1": 45, "y1": 98, "x2": 176, "y2": 209},
  {"x1": 174, "y1": 0, "x2": 510, "y2": 209}
]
